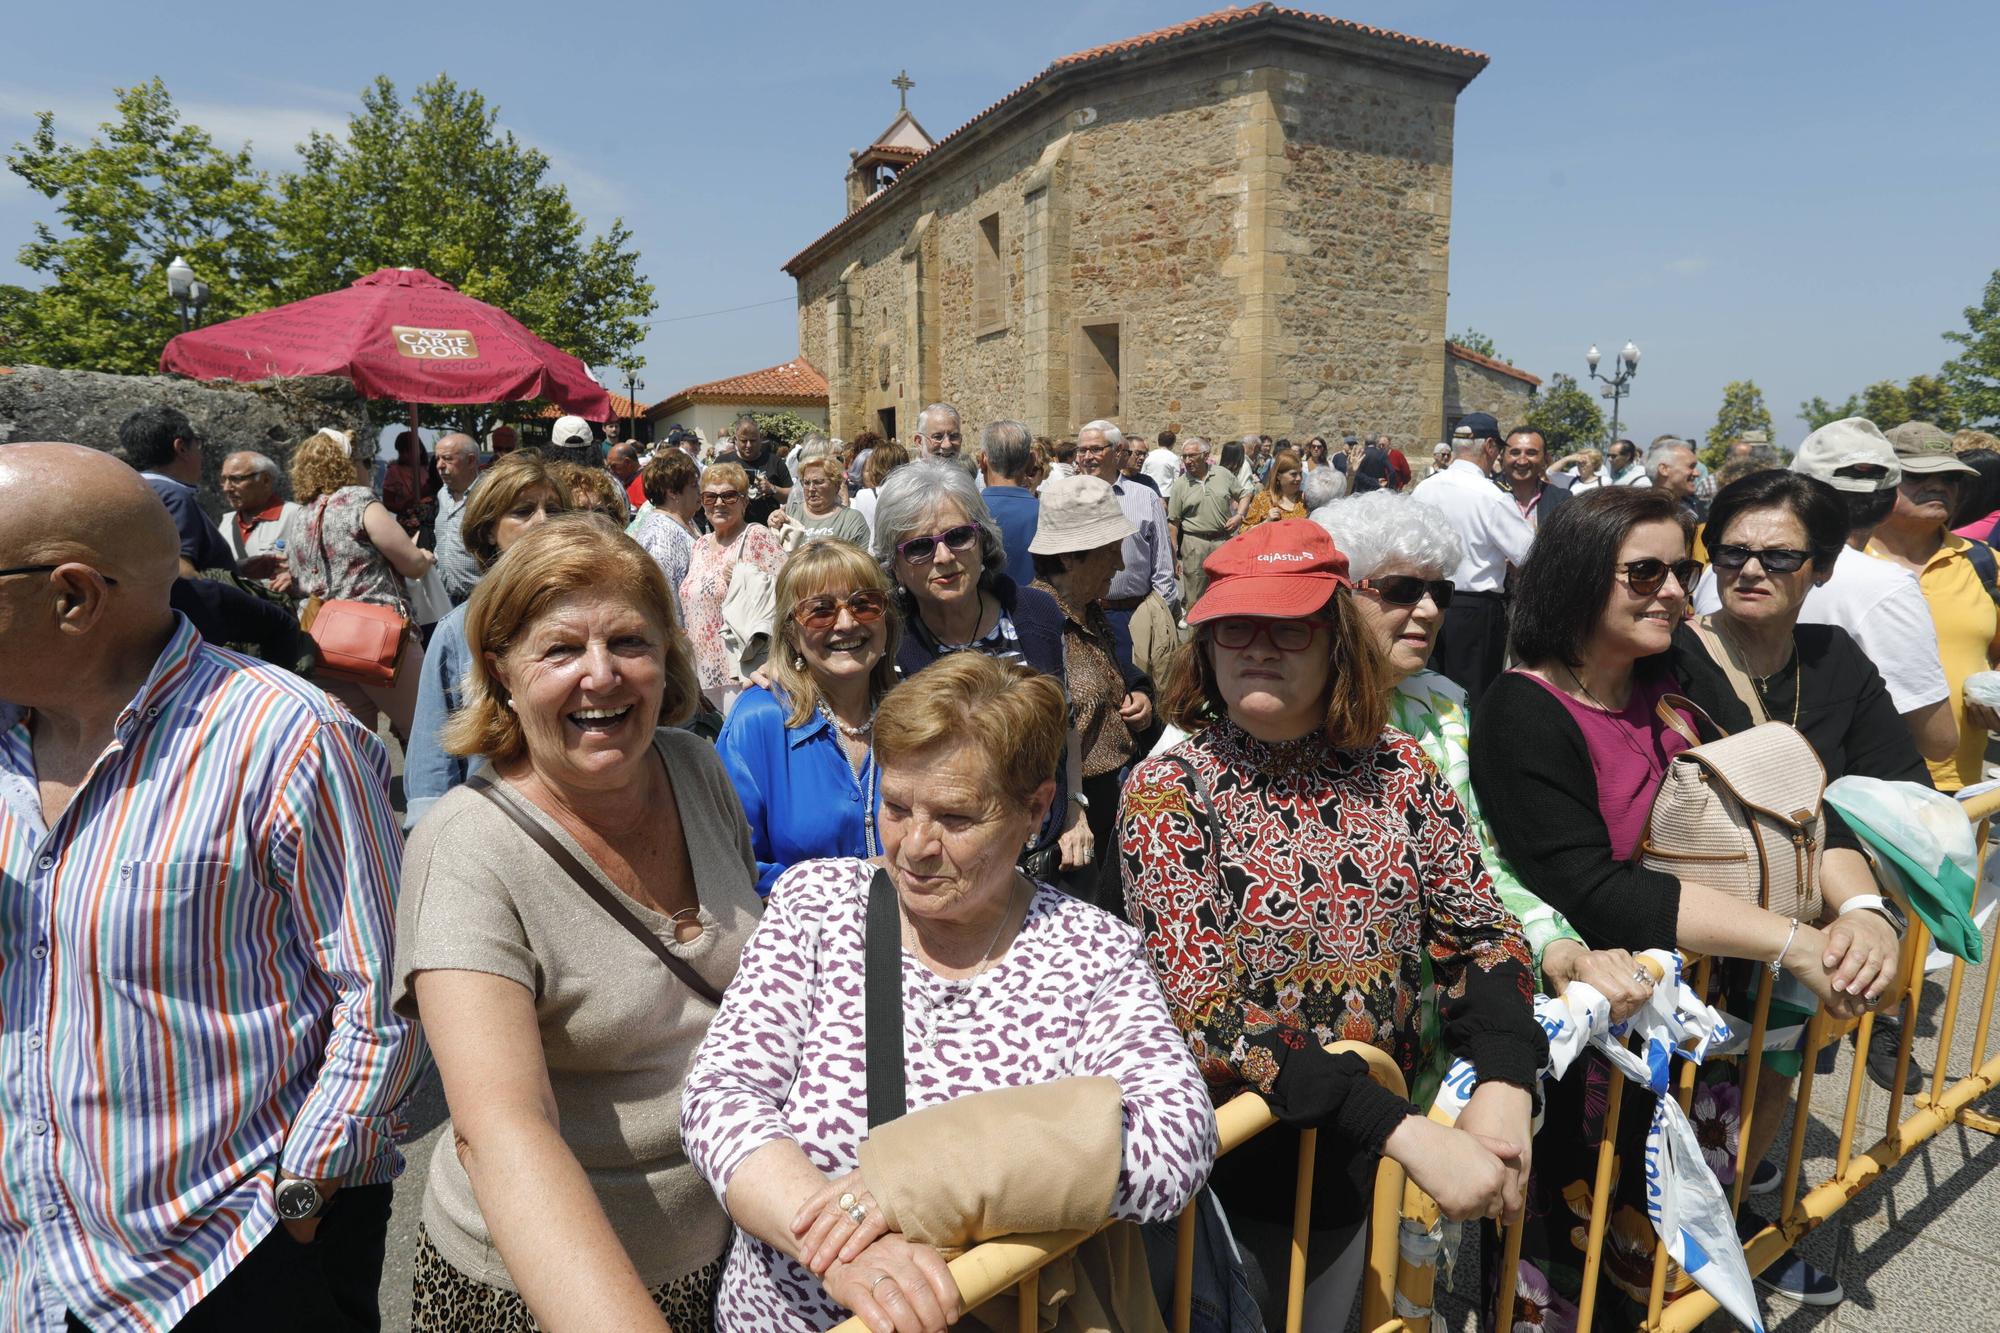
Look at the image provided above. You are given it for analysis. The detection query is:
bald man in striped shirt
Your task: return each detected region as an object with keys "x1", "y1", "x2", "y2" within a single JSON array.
[{"x1": 0, "y1": 443, "x2": 421, "y2": 1333}]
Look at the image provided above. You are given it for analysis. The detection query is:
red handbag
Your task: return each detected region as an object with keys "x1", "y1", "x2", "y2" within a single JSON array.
[{"x1": 299, "y1": 497, "x2": 410, "y2": 687}]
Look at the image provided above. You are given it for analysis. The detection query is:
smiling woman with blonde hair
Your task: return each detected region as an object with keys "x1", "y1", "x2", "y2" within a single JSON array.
[{"x1": 394, "y1": 514, "x2": 761, "y2": 1333}]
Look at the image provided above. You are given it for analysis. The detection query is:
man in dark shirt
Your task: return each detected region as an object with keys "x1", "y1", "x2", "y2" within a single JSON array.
[
  {"x1": 712, "y1": 416, "x2": 792, "y2": 526},
  {"x1": 120, "y1": 405, "x2": 234, "y2": 576}
]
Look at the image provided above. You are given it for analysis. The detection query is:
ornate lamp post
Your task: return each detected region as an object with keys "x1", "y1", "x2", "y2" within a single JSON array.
[{"x1": 1587, "y1": 341, "x2": 1640, "y2": 452}]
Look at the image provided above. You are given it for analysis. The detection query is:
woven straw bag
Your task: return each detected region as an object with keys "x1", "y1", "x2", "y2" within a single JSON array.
[{"x1": 1639, "y1": 693, "x2": 1826, "y2": 922}]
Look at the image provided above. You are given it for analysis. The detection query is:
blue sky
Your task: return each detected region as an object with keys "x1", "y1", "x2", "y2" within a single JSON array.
[{"x1": 6, "y1": 0, "x2": 1995, "y2": 440}]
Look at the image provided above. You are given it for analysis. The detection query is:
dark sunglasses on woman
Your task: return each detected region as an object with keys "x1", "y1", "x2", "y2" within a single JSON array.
[
  {"x1": 1359, "y1": 576, "x2": 1454, "y2": 609},
  {"x1": 1617, "y1": 557, "x2": 1704, "y2": 597},
  {"x1": 1709, "y1": 545, "x2": 1812, "y2": 574},
  {"x1": 791, "y1": 589, "x2": 891, "y2": 630},
  {"x1": 895, "y1": 523, "x2": 981, "y2": 565},
  {"x1": 1208, "y1": 616, "x2": 1323, "y2": 653}
]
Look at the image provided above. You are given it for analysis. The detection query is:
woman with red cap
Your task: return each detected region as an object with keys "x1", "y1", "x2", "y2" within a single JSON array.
[{"x1": 1119, "y1": 518, "x2": 1544, "y2": 1330}]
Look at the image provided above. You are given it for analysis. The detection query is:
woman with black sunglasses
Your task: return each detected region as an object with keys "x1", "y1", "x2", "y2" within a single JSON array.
[
  {"x1": 717, "y1": 539, "x2": 902, "y2": 897},
  {"x1": 871, "y1": 458, "x2": 1088, "y2": 874},
  {"x1": 1467, "y1": 485, "x2": 1877, "y2": 1325}
]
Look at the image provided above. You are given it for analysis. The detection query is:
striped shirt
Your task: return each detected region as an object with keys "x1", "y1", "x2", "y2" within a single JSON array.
[{"x1": 0, "y1": 615, "x2": 422, "y2": 1333}]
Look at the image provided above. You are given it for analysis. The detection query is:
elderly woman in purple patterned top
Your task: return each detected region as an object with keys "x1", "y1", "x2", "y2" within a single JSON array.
[{"x1": 683, "y1": 653, "x2": 1216, "y2": 1333}]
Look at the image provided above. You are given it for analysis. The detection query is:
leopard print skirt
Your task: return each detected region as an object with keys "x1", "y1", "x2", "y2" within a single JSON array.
[{"x1": 409, "y1": 1226, "x2": 722, "y2": 1332}]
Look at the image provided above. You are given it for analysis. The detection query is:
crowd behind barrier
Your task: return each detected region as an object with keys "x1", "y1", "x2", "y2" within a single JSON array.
[{"x1": 1, "y1": 407, "x2": 1995, "y2": 1333}]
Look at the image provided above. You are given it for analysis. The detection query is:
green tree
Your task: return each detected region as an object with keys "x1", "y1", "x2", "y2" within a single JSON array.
[
  {"x1": 1944, "y1": 269, "x2": 2000, "y2": 427},
  {"x1": 752, "y1": 410, "x2": 819, "y2": 447},
  {"x1": 1522, "y1": 372, "x2": 1604, "y2": 455},
  {"x1": 3, "y1": 79, "x2": 281, "y2": 374},
  {"x1": 1799, "y1": 393, "x2": 1860, "y2": 432},
  {"x1": 1704, "y1": 380, "x2": 1776, "y2": 467},
  {"x1": 275, "y1": 76, "x2": 653, "y2": 368},
  {"x1": 1451, "y1": 328, "x2": 1510, "y2": 364}
]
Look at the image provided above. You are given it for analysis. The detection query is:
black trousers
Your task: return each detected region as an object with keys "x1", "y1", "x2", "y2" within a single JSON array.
[
  {"x1": 68, "y1": 1183, "x2": 393, "y2": 1333},
  {"x1": 1429, "y1": 589, "x2": 1510, "y2": 709}
]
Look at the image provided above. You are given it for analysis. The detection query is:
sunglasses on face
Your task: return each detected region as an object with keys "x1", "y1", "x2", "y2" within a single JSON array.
[
  {"x1": 792, "y1": 589, "x2": 892, "y2": 631},
  {"x1": 700, "y1": 490, "x2": 743, "y2": 506},
  {"x1": 895, "y1": 523, "x2": 981, "y2": 565},
  {"x1": 1710, "y1": 544, "x2": 1812, "y2": 574},
  {"x1": 1360, "y1": 575, "x2": 1454, "y2": 609},
  {"x1": 1208, "y1": 616, "x2": 1324, "y2": 653},
  {"x1": 1616, "y1": 558, "x2": 1703, "y2": 598}
]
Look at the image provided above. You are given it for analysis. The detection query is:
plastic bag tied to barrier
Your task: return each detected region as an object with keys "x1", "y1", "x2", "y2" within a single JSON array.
[{"x1": 1431, "y1": 949, "x2": 1766, "y2": 1333}]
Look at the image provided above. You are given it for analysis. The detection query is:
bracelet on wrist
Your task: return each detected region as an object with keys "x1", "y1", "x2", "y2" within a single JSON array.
[{"x1": 1770, "y1": 918, "x2": 1801, "y2": 977}]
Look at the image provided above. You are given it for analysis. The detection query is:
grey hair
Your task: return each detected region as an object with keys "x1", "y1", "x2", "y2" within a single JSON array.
[
  {"x1": 1081, "y1": 419, "x2": 1124, "y2": 449},
  {"x1": 1646, "y1": 437, "x2": 1696, "y2": 473},
  {"x1": 1238, "y1": 433, "x2": 1262, "y2": 452},
  {"x1": 870, "y1": 457, "x2": 1007, "y2": 581},
  {"x1": 1301, "y1": 465, "x2": 1347, "y2": 511},
  {"x1": 979, "y1": 419, "x2": 1034, "y2": 479},
  {"x1": 226, "y1": 449, "x2": 282, "y2": 482},
  {"x1": 433, "y1": 431, "x2": 478, "y2": 457},
  {"x1": 916, "y1": 402, "x2": 962, "y2": 435},
  {"x1": 731, "y1": 414, "x2": 763, "y2": 439},
  {"x1": 1312, "y1": 490, "x2": 1464, "y2": 582},
  {"x1": 1180, "y1": 435, "x2": 1211, "y2": 456},
  {"x1": 791, "y1": 435, "x2": 843, "y2": 476}
]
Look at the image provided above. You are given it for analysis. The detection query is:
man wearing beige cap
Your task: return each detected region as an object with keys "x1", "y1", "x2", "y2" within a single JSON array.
[{"x1": 1866, "y1": 420, "x2": 1999, "y2": 792}]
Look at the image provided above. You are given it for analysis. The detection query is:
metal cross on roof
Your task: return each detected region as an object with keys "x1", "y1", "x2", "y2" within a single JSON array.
[{"x1": 892, "y1": 69, "x2": 914, "y2": 110}]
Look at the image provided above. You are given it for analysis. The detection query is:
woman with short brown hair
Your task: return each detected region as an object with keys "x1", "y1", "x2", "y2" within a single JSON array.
[
  {"x1": 395, "y1": 515, "x2": 756, "y2": 1333},
  {"x1": 404, "y1": 451, "x2": 568, "y2": 823},
  {"x1": 1122, "y1": 517, "x2": 1543, "y2": 1331}
]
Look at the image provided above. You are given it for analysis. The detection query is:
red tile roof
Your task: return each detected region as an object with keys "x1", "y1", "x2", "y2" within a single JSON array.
[
  {"x1": 785, "y1": 4, "x2": 1486, "y2": 274},
  {"x1": 647, "y1": 357, "x2": 829, "y2": 417},
  {"x1": 1446, "y1": 342, "x2": 1542, "y2": 387},
  {"x1": 535, "y1": 390, "x2": 649, "y2": 420}
]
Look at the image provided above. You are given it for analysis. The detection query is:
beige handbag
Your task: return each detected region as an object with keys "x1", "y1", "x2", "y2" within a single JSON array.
[{"x1": 1640, "y1": 692, "x2": 1826, "y2": 922}]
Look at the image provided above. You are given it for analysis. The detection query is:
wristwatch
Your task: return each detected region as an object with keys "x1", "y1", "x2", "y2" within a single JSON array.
[
  {"x1": 274, "y1": 1175, "x2": 325, "y2": 1222},
  {"x1": 1837, "y1": 894, "x2": 1909, "y2": 939}
]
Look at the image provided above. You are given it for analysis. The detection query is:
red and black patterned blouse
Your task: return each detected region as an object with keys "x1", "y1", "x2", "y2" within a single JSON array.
[{"x1": 1119, "y1": 719, "x2": 1544, "y2": 1161}]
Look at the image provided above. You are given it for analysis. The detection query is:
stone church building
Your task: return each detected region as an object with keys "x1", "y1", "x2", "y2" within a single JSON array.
[{"x1": 783, "y1": 4, "x2": 1502, "y2": 448}]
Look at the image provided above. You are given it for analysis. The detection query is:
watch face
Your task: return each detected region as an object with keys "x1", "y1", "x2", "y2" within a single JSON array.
[{"x1": 275, "y1": 1178, "x2": 322, "y2": 1221}]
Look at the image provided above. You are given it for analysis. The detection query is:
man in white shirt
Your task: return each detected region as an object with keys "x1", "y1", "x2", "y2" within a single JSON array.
[
  {"x1": 1409, "y1": 412, "x2": 1534, "y2": 705},
  {"x1": 1141, "y1": 430, "x2": 1184, "y2": 493},
  {"x1": 431, "y1": 432, "x2": 485, "y2": 605},
  {"x1": 1604, "y1": 437, "x2": 1647, "y2": 486},
  {"x1": 218, "y1": 450, "x2": 299, "y2": 593}
]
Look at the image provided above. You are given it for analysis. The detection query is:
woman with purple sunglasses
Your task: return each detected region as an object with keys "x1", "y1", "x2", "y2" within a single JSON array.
[{"x1": 871, "y1": 458, "x2": 1091, "y2": 875}]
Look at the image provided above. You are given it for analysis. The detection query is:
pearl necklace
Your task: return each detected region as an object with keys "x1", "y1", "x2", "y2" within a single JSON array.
[{"x1": 815, "y1": 699, "x2": 875, "y2": 740}]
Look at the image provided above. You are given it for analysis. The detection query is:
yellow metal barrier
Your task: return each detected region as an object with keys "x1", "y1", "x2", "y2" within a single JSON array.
[{"x1": 829, "y1": 788, "x2": 2000, "y2": 1333}]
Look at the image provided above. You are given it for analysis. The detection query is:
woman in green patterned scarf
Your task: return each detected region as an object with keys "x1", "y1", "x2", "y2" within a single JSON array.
[{"x1": 1315, "y1": 490, "x2": 1656, "y2": 1106}]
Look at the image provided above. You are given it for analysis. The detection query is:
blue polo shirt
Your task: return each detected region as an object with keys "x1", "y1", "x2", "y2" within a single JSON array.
[
  {"x1": 982, "y1": 484, "x2": 1041, "y2": 588},
  {"x1": 142, "y1": 472, "x2": 235, "y2": 573},
  {"x1": 715, "y1": 685, "x2": 881, "y2": 895}
]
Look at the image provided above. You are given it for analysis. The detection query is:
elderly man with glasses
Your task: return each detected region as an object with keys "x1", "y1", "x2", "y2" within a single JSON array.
[
  {"x1": 218, "y1": 450, "x2": 299, "y2": 594},
  {"x1": 910, "y1": 402, "x2": 971, "y2": 471}
]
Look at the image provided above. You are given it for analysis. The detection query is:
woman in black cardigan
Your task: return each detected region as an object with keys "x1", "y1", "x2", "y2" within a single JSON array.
[
  {"x1": 1467, "y1": 485, "x2": 1899, "y2": 1321},
  {"x1": 874, "y1": 457, "x2": 1086, "y2": 875}
]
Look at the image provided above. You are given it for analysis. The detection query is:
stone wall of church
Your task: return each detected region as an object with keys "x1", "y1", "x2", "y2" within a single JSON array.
[
  {"x1": 793, "y1": 30, "x2": 1473, "y2": 449},
  {"x1": 1443, "y1": 355, "x2": 1537, "y2": 437}
]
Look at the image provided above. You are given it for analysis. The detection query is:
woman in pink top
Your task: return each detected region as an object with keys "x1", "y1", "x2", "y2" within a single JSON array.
[{"x1": 1468, "y1": 486, "x2": 1885, "y2": 1326}]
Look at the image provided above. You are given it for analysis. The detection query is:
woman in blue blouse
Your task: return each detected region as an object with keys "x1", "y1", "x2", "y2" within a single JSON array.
[{"x1": 717, "y1": 538, "x2": 902, "y2": 894}]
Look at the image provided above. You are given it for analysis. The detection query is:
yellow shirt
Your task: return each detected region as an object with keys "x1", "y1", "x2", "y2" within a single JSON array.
[{"x1": 1870, "y1": 534, "x2": 2000, "y2": 791}]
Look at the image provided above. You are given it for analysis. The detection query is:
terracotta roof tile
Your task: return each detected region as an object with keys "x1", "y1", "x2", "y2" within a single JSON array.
[
  {"x1": 535, "y1": 390, "x2": 649, "y2": 420},
  {"x1": 1446, "y1": 342, "x2": 1542, "y2": 387},
  {"x1": 647, "y1": 356, "x2": 829, "y2": 416},
  {"x1": 785, "y1": 4, "x2": 1485, "y2": 273}
]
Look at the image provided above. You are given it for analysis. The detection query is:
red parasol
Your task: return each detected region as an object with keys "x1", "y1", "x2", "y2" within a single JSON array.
[{"x1": 160, "y1": 267, "x2": 612, "y2": 420}]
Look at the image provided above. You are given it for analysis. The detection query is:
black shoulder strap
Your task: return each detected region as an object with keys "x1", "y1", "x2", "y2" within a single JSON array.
[
  {"x1": 1966, "y1": 538, "x2": 2000, "y2": 604},
  {"x1": 864, "y1": 867, "x2": 906, "y2": 1129},
  {"x1": 1164, "y1": 753, "x2": 1245, "y2": 914},
  {"x1": 464, "y1": 773, "x2": 724, "y2": 1006}
]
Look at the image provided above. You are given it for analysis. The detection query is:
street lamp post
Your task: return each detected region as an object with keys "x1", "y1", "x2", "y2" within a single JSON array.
[
  {"x1": 1587, "y1": 341, "x2": 1640, "y2": 452},
  {"x1": 165, "y1": 256, "x2": 210, "y2": 332},
  {"x1": 622, "y1": 367, "x2": 645, "y2": 440}
]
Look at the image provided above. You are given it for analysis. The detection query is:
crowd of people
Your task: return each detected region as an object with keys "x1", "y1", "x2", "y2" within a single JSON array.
[{"x1": 1, "y1": 395, "x2": 1991, "y2": 1333}]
